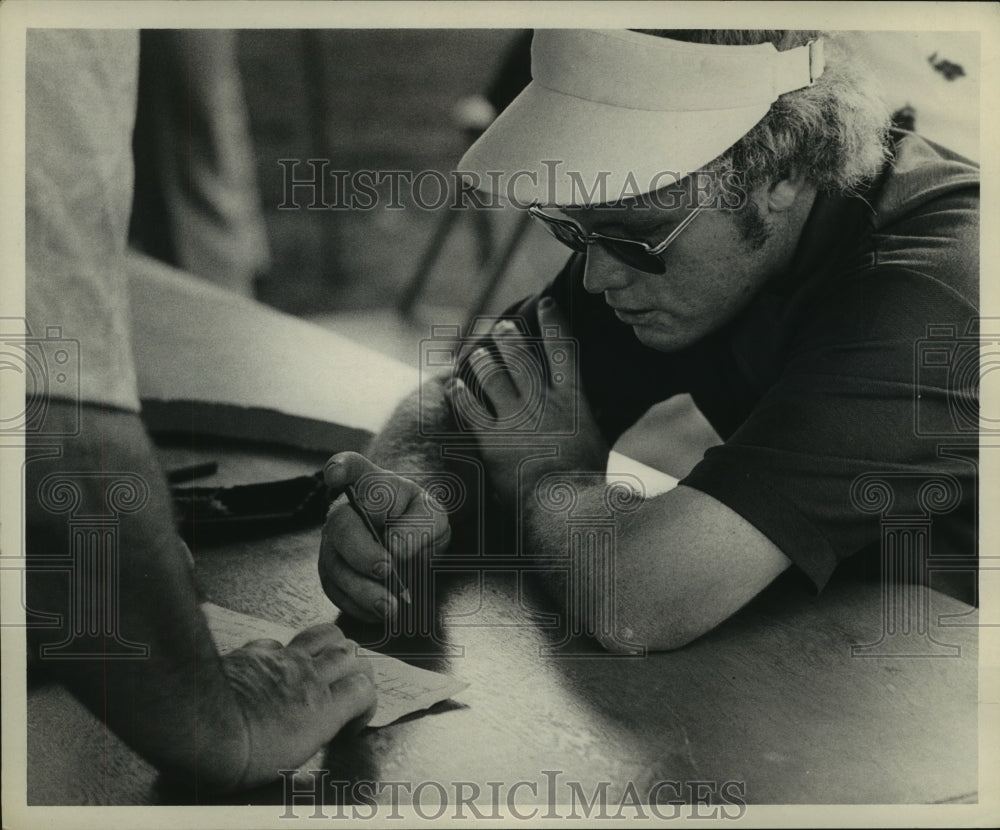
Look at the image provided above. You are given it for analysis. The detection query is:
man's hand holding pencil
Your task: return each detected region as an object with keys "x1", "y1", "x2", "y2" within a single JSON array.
[{"x1": 319, "y1": 452, "x2": 452, "y2": 621}]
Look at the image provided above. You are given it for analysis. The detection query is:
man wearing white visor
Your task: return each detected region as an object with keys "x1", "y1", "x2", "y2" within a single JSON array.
[{"x1": 320, "y1": 30, "x2": 978, "y2": 651}]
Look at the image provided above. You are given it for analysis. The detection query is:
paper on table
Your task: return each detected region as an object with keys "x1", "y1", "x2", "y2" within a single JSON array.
[{"x1": 200, "y1": 602, "x2": 468, "y2": 728}]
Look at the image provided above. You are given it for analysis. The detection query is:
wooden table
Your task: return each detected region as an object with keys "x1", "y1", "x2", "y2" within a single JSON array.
[{"x1": 26, "y1": 440, "x2": 979, "y2": 809}]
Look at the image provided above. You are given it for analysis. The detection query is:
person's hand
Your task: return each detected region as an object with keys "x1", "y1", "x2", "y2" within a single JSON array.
[
  {"x1": 319, "y1": 451, "x2": 451, "y2": 622},
  {"x1": 448, "y1": 298, "x2": 609, "y2": 506},
  {"x1": 219, "y1": 622, "x2": 376, "y2": 789}
]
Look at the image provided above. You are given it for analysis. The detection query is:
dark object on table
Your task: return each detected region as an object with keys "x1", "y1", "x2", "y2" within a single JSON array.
[{"x1": 171, "y1": 470, "x2": 327, "y2": 543}]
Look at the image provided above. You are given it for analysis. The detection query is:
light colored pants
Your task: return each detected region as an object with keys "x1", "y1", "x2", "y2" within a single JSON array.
[{"x1": 130, "y1": 30, "x2": 270, "y2": 295}]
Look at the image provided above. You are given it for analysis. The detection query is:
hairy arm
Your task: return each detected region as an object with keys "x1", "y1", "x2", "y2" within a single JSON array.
[
  {"x1": 457, "y1": 300, "x2": 792, "y2": 652},
  {"x1": 27, "y1": 402, "x2": 375, "y2": 790},
  {"x1": 365, "y1": 375, "x2": 485, "y2": 528},
  {"x1": 366, "y1": 376, "x2": 452, "y2": 471}
]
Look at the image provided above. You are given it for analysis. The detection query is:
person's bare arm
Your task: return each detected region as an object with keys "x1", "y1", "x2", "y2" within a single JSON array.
[
  {"x1": 523, "y1": 481, "x2": 791, "y2": 651},
  {"x1": 459, "y1": 299, "x2": 792, "y2": 651},
  {"x1": 366, "y1": 376, "x2": 454, "y2": 471},
  {"x1": 26, "y1": 402, "x2": 376, "y2": 790}
]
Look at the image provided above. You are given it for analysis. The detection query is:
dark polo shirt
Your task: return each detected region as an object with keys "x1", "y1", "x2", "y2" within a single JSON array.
[{"x1": 506, "y1": 130, "x2": 979, "y2": 592}]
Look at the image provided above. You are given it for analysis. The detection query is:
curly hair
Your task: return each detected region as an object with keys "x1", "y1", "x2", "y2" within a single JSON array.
[{"x1": 636, "y1": 30, "x2": 893, "y2": 194}]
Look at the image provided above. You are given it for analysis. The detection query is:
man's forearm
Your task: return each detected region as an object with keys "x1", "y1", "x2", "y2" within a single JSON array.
[
  {"x1": 366, "y1": 377, "x2": 451, "y2": 470},
  {"x1": 26, "y1": 403, "x2": 249, "y2": 789},
  {"x1": 366, "y1": 376, "x2": 485, "y2": 529},
  {"x1": 520, "y1": 476, "x2": 647, "y2": 653},
  {"x1": 525, "y1": 479, "x2": 795, "y2": 653}
]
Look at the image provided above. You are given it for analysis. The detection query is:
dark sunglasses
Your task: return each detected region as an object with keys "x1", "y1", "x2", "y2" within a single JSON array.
[{"x1": 528, "y1": 202, "x2": 704, "y2": 275}]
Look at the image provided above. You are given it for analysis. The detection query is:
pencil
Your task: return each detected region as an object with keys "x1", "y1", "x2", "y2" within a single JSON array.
[{"x1": 343, "y1": 483, "x2": 412, "y2": 606}]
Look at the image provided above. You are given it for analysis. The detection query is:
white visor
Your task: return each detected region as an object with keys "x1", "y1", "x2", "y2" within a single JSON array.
[{"x1": 457, "y1": 30, "x2": 824, "y2": 206}]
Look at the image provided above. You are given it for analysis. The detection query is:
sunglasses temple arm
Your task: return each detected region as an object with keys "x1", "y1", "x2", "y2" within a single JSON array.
[{"x1": 648, "y1": 205, "x2": 704, "y2": 255}]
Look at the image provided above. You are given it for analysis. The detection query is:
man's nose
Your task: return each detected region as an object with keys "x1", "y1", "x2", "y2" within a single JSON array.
[{"x1": 582, "y1": 246, "x2": 632, "y2": 294}]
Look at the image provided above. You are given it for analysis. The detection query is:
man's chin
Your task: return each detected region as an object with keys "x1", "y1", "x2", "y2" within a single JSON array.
[{"x1": 629, "y1": 323, "x2": 695, "y2": 352}]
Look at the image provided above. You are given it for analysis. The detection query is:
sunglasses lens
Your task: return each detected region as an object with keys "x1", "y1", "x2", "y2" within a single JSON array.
[
  {"x1": 602, "y1": 241, "x2": 666, "y2": 275},
  {"x1": 533, "y1": 214, "x2": 588, "y2": 252},
  {"x1": 531, "y1": 209, "x2": 667, "y2": 273},
  {"x1": 548, "y1": 223, "x2": 588, "y2": 252}
]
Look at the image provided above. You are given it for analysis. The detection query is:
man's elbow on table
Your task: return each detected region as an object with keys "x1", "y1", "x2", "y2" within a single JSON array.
[
  {"x1": 593, "y1": 587, "x2": 724, "y2": 654},
  {"x1": 592, "y1": 486, "x2": 794, "y2": 654}
]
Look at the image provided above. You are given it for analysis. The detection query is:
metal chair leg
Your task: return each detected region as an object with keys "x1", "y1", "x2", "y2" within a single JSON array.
[
  {"x1": 464, "y1": 209, "x2": 533, "y2": 329},
  {"x1": 397, "y1": 206, "x2": 463, "y2": 315}
]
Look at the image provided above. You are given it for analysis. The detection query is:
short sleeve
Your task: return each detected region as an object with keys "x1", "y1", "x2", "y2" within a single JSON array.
[
  {"x1": 25, "y1": 30, "x2": 141, "y2": 412},
  {"x1": 681, "y1": 263, "x2": 978, "y2": 590}
]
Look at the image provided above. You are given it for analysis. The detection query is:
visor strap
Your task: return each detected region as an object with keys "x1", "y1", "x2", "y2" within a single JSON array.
[{"x1": 772, "y1": 39, "x2": 825, "y2": 96}]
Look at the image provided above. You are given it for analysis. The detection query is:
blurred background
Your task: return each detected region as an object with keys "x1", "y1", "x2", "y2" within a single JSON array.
[
  {"x1": 128, "y1": 29, "x2": 980, "y2": 369},
  {"x1": 210, "y1": 29, "x2": 562, "y2": 365}
]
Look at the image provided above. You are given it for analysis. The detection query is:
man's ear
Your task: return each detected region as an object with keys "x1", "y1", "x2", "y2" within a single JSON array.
[{"x1": 766, "y1": 169, "x2": 809, "y2": 213}]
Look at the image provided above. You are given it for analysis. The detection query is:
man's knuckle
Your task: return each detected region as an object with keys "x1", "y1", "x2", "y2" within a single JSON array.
[
  {"x1": 341, "y1": 670, "x2": 376, "y2": 701},
  {"x1": 316, "y1": 646, "x2": 351, "y2": 670}
]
